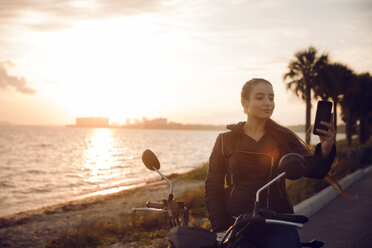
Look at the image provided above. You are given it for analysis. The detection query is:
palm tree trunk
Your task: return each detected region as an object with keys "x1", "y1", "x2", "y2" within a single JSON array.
[
  {"x1": 333, "y1": 100, "x2": 338, "y2": 143},
  {"x1": 305, "y1": 84, "x2": 311, "y2": 145},
  {"x1": 346, "y1": 114, "x2": 352, "y2": 146},
  {"x1": 359, "y1": 117, "x2": 363, "y2": 144},
  {"x1": 359, "y1": 115, "x2": 369, "y2": 144},
  {"x1": 366, "y1": 118, "x2": 371, "y2": 143},
  {"x1": 333, "y1": 100, "x2": 337, "y2": 132}
]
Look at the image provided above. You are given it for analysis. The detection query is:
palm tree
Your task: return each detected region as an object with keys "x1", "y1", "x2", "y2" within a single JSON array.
[
  {"x1": 340, "y1": 95, "x2": 358, "y2": 146},
  {"x1": 340, "y1": 73, "x2": 372, "y2": 145},
  {"x1": 283, "y1": 46, "x2": 328, "y2": 145},
  {"x1": 313, "y1": 63, "x2": 355, "y2": 133},
  {"x1": 354, "y1": 73, "x2": 372, "y2": 144}
]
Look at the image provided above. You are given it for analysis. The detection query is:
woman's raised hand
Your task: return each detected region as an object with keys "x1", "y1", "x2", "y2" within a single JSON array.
[{"x1": 316, "y1": 114, "x2": 336, "y2": 157}]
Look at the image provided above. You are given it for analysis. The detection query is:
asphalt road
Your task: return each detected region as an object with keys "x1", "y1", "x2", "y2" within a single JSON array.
[{"x1": 298, "y1": 169, "x2": 372, "y2": 248}]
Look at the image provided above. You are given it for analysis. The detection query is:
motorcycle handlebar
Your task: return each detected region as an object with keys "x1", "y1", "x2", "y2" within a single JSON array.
[
  {"x1": 231, "y1": 214, "x2": 305, "y2": 231},
  {"x1": 132, "y1": 207, "x2": 166, "y2": 213},
  {"x1": 259, "y1": 208, "x2": 308, "y2": 223},
  {"x1": 146, "y1": 201, "x2": 164, "y2": 209},
  {"x1": 265, "y1": 219, "x2": 303, "y2": 228},
  {"x1": 270, "y1": 213, "x2": 308, "y2": 224}
]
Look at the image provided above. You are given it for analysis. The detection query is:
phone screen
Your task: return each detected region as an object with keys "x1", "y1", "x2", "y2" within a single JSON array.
[{"x1": 313, "y1": 101, "x2": 332, "y2": 136}]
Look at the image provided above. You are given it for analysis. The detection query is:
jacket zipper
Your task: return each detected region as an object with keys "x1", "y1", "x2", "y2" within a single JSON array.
[
  {"x1": 230, "y1": 175, "x2": 235, "y2": 199},
  {"x1": 267, "y1": 156, "x2": 274, "y2": 208},
  {"x1": 277, "y1": 180, "x2": 284, "y2": 199},
  {"x1": 233, "y1": 150, "x2": 277, "y2": 204},
  {"x1": 234, "y1": 151, "x2": 285, "y2": 203}
]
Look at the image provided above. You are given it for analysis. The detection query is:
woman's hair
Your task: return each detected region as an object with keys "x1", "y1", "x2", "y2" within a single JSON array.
[
  {"x1": 266, "y1": 118, "x2": 351, "y2": 199},
  {"x1": 241, "y1": 78, "x2": 272, "y2": 100},
  {"x1": 266, "y1": 118, "x2": 313, "y2": 155},
  {"x1": 241, "y1": 78, "x2": 350, "y2": 198}
]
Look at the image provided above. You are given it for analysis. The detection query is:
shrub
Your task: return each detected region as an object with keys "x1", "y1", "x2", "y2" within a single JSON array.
[
  {"x1": 178, "y1": 162, "x2": 208, "y2": 181},
  {"x1": 178, "y1": 185, "x2": 207, "y2": 218}
]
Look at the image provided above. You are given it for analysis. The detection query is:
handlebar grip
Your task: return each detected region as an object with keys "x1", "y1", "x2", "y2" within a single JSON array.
[
  {"x1": 301, "y1": 239, "x2": 324, "y2": 247},
  {"x1": 146, "y1": 201, "x2": 164, "y2": 209},
  {"x1": 274, "y1": 213, "x2": 308, "y2": 223},
  {"x1": 259, "y1": 208, "x2": 308, "y2": 223}
]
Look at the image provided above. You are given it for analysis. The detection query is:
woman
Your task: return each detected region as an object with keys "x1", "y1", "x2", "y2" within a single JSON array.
[{"x1": 205, "y1": 78, "x2": 336, "y2": 248}]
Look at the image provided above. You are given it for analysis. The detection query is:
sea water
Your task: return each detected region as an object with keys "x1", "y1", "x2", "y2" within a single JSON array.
[{"x1": 0, "y1": 126, "x2": 344, "y2": 217}]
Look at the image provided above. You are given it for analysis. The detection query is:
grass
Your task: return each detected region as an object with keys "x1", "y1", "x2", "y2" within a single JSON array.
[
  {"x1": 45, "y1": 138, "x2": 372, "y2": 247},
  {"x1": 168, "y1": 162, "x2": 209, "y2": 182},
  {"x1": 43, "y1": 212, "x2": 169, "y2": 248}
]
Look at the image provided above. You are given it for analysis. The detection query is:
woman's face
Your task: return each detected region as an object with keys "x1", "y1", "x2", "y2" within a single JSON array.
[{"x1": 241, "y1": 82, "x2": 275, "y2": 120}]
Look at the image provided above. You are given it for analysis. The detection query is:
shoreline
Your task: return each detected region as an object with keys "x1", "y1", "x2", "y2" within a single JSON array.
[
  {"x1": 0, "y1": 170, "x2": 189, "y2": 219},
  {"x1": 0, "y1": 178, "x2": 156, "y2": 219},
  {"x1": 0, "y1": 174, "x2": 203, "y2": 248},
  {"x1": 0, "y1": 179, "x2": 162, "y2": 221}
]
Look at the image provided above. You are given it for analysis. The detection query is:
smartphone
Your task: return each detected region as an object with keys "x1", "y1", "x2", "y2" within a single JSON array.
[{"x1": 313, "y1": 100, "x2": 333, "y2": 136}]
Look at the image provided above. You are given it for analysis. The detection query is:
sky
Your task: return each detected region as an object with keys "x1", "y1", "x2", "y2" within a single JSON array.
[{"x1": 0, "y1": 0, "x2": 371, "y2": 126}]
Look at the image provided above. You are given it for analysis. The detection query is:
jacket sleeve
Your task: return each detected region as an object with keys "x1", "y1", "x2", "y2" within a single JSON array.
[
  {"x1": 205, "y1": 133, "x2": 230, "y2": 232},
  {"x1": 290, "y1": 142, "x2": 336, "y2": 179}
]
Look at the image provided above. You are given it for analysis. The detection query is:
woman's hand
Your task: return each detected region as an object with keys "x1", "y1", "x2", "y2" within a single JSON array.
[{"x1": 316, "y1": 114, "x2": 336, "y2": 157}]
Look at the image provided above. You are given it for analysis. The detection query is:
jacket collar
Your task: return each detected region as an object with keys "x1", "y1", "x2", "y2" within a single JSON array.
[
  {"x1": 226, "y1": 121, "x2": 245, "y2": 134},
  {"x1": 226, "y1": 121, "x2": 272, "y2": 135}
]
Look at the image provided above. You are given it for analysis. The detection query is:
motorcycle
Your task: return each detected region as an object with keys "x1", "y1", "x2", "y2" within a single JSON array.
[{"x1": 132, "y1": 149, "x2": 323, "y2": 248}]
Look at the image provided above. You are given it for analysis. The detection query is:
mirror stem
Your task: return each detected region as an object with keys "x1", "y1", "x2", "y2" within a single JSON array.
[
  {"x1": 256, "y1": 172, "x2": 286, "y2": 202},
  {"x1": 153, "y1": 167, "x2": 173, "y2": 195}
]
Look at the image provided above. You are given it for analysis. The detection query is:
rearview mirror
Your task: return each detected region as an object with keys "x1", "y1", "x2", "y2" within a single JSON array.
[
  {"x1": 278, "y1": 153, "x2": 307, "y2": 180},
  {"x1": 142, "y1": 149, "x2": 161, "y2": 171}
]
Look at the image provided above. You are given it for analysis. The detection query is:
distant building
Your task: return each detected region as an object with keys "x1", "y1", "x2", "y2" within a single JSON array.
[
  {"x1": 151, "y1": 118, "x2": 167, "y2": 125},
  {"x1": 75, "y1": 117, "x2": 109, "y2": 127},
  {"x1": 141, "y1": 117, "x2": 167, "y2": 128}
]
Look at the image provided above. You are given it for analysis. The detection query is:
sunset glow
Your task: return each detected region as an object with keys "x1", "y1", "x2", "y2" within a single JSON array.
[{"x1": 1, "y1": 0, "x2": 371, "y2": 126}]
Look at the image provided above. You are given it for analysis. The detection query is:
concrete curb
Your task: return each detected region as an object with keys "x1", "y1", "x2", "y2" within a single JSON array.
[{"x1": 294, "y1": 165, "x2": 372, "y2": 217}]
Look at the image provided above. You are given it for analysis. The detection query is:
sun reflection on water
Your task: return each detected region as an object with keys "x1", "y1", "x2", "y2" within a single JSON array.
[{"x1": 82, "y1": 128, "x2": 122, "y2": 184}]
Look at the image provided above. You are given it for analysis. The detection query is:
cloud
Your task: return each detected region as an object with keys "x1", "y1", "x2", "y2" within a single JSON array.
[
  {"x1": 0, "y1": 61, "x2": 36, "y2": 94},
  {"x1": 29, "y1": 21, "x2": 74, "y2": 31},
  {"x1": 0, "y1": 0, "x2": 169, "y2": 39},
  {"x1": 0, "y1": 0, "x2": 166, "y2": 30}
]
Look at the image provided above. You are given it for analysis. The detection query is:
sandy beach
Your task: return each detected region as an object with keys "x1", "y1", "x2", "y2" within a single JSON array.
[{"x1": 0, "y1": 178, "x2": 203, "y2": 248}]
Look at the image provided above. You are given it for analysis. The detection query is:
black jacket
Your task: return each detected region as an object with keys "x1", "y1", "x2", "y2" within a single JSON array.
[{"x1": 205, "y1": 122, "x2": 335, "y2": 232}]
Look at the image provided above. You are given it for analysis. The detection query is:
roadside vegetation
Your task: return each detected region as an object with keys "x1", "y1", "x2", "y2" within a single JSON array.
[
  {"x1": 287, "y1": 137, "x2": 372, "y2": 204},
  {"x1": 44, "y1": 137, "x2": 372, "y2": 248}
]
